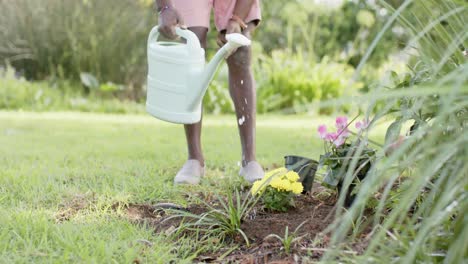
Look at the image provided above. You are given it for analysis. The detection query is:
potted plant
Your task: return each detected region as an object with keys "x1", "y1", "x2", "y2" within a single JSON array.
[
  {"x1": 317, "y1": 116, "x2": 376, "y2": 207},
  {"x1": 284, "y1": 155, "x2": 318, "y2": 194}
]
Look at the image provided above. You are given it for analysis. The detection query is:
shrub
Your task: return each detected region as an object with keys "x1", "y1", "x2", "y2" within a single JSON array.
[
  {"x1": 0, "y1": 0, "x2": 153, "y2": 90},
  {"x1": 0, "y1": 66, "x2": 143, "y2": 113},
  {"x1": 257, "y1": 0, "x2": 405, "y2": 66},
  {"x1": 255, "y1": 50, "x2": 362, "y2": 114},
  {"x1": 202, "y1": 65, "x2": 235, "y2": 114}
]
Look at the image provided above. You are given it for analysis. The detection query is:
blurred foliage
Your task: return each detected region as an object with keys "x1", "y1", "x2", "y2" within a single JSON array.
[
  {"x1": 255, "y1": 50, "x2": 362, "y2": 114},
  {"x1": 203, "y1": 49, "x2": 362, "y2": 115},
  {"x1": 0, "y1": 0, "x2": 412, "y2": 114},
  {"x1": 256, "y1": 0, "x2": 406, "y2": 67},
  {"x1": 203, "y1": 78, "x2": 235, "y2": 115},
  {"x1": 0, "y1": 0, "x2": 153, "y2": 100},
  {"x1": 0, "y1": 65, "x2": 143, "y2": 113}
]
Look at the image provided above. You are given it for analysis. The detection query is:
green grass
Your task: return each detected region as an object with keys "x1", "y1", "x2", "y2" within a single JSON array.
[{"x1": 0, "y1": 111, "x2": 389, "y2": 263}]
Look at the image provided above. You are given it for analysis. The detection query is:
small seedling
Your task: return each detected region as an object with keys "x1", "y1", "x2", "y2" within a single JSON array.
[
  {"x1": 166, "y1": 188, "x2": 261, "y2": 247},
  {"x1": 265, "y1": 220, "x2": 308, "y2": 255}
]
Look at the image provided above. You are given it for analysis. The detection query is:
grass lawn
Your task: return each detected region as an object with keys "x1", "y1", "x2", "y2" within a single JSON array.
[{"x1": 0, "y1": 111, "x2": 386, "y2": 263}]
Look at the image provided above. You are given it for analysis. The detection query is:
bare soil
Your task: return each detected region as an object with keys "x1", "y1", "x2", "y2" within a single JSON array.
[
  {"x1": 121, "y1": 184, "x2": 371, "y2": 263},
  {"x1": 241, "y1": 194, "x2": 335, "y2": 241},
  {"x1": 55, "y1": 193, "x2": 95, "y2": 223}
]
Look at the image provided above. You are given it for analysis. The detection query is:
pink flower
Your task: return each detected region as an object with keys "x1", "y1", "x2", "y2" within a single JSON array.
[
  {"x1": 355, "y1": 119, "x2": 369, "y2": 131},
  {"x1": 325, "y1": 132, "x2": 337, "y2": 141},
  {"x1": 333, "y1": 135, "x2": 346, "y2": 147},
  {"x1": 318, "y1": 125, "x2": 328, "y2": 139},
  {"x1": 335, "y1": 116, "x2": 348, "y2": 130},
  {"x1": 338, "y1": 127, "x2": 350, "y2": 138}
]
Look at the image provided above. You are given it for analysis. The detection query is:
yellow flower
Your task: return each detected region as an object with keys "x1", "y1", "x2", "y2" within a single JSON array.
[
  {"x1": 269, "y1": 177, "x2": 282, "y2": 190},
  {"x1": 251, "y1": 167, "x2": 288, "y2": 194},
  {"x1": 285, "y1": 171, "x2": 300, "y2": 182},
  {"x1": 291, "y1": 182, "x2": 303, "y2": 194},
  {"x1": 250, "y1": 167, "x2": 303, "y2": 195},
  {"x1": 264, "y1": 167, "x2": 288, "y2": 180},
  {"x1": 271, "y1": 178, "x2": 292, "y2": 192}
]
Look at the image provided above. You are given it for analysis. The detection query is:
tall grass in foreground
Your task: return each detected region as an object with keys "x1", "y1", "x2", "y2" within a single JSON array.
[{"x1": 320, "y1": 0, "x2": 467, "y2": 262}]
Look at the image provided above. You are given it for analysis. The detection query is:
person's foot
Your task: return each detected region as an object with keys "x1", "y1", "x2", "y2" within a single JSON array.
[
  {"x1": 239, "y1": 161, "x2": 264, "y2": 183},
  {"x1": 174, "y1": 159, "x2": 205, "y2": 185}
]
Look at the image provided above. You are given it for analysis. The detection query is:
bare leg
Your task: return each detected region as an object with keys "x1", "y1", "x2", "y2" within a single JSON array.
[
  {"x1": 174, "y1": 27, "x2": 208, "y2": 185},
  {"x1": 184, "y1": 27, "x2": 207, "y2": 167},
  {"x1": 226, "y1": 23, "x2": 257, "y2": 167}
]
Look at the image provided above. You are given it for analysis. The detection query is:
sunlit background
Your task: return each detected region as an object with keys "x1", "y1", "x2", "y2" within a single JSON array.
[{"x1": 0, "y1": 0, "x2": 419, "y2": 114}]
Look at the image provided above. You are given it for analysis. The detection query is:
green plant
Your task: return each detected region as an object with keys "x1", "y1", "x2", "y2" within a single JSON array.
[
  {"x1": 201, "y1": 63, "x2": 235, "y2": 114},
  {"x1": 264, "y1": 221, "x2": 307, "y2": 255},
  {"x1": 168, "y1": 233, "x2": 225, "y2": 261},
  {"x1": 0, "y1": 0, "x2": 153, "y2": 91},
  {"x1": 255, "y1": 51, "x2": 361, "y2": 114},
  {"x1": 320, "y1": 0, "x2": 467, "y2": 262},
  {"x1": 257, "y1": 0, "x2": 404, "y2": 66},
  {"x1": 251, "y1": 167, "x2": 303, "y2": 212},
  {"x1": 0, "y1": 65, "x2": 144, "y2": 113},
  {"x1": 168, "y1": 189, "x2": 260, "y2": 246}
]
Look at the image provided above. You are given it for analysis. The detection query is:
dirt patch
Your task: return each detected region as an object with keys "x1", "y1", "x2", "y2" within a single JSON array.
[
  {"x1": 123, "y1": 184, "x2": 369, "y2": 263},
  {"x1": 122, "y1": 202, "x2": 207, "y2": 234},
  {"x1": 209, "y1": 191, "x2": 340, "y2": 263},
  {"x1": 55, "y1": 193, "x2": 95, "y2": 223},
  {"x1": 125, "y1": 203, "x2": 163, "y2": 225},
  {"x1": 241, "y1": 195, "x2": 335, "y2": 242}
]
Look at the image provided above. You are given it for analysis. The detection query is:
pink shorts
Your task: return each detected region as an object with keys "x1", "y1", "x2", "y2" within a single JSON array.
[{"x1": 172, "y1": 0, "x2": 261, "y2": 32}]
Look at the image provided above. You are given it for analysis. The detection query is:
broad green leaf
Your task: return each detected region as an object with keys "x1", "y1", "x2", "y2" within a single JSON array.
[
  {"x1": 385, "y1": 119, "x2": 403, "y2": 147},
  {"x1": 80, "y1": 72, "x2": 99, "y2": 90},
  {"x1": 322, "y1": 169, "x2": 340, "y2": 188}
]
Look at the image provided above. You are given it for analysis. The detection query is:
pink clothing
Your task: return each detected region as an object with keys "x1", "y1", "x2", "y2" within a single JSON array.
[{"x1": 172, "y1": 0, "x2": 261, "y2": 31}]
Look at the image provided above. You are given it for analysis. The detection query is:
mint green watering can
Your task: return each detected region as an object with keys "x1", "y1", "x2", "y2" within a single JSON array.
[{"x1": 146, "y1": 26, "x2": 251, "y2": 124}]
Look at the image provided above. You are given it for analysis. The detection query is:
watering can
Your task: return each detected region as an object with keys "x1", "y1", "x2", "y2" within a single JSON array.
[{"x1": 146, "y1": 26, "x2": 251, "y2": 124}]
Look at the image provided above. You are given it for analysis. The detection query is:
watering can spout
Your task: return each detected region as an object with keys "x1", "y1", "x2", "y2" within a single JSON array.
[{"x1": 190, "y1": 33, "x2": 251, "y2": 108}]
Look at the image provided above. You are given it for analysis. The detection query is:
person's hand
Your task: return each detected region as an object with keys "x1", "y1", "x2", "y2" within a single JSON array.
[
  {"x1": 217, "y1": 20, "x2": 242, "y2": 47},
  {"x1": 158, "y1": 6, "x2": 185, "y2": 40}
]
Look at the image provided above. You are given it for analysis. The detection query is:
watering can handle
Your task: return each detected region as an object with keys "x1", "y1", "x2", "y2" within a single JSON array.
[{"x1": 147, "y1": 26, "x2": 201, "y2": 51}]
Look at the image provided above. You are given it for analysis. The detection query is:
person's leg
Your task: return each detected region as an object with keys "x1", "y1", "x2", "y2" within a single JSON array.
[
  {"x1": 184, "y1": 27, "x2": 208, "y2": 166},
  {"x1": 171, "y1": 0, "x2": 211, "y2": 169},
  {"x1": 170, "y1": 0, "x2": 214, "y2": 184},
  {"x1": 212, "y1": 0, "x2": 263, "y2": 182},
  {"x1": 174, "y1": 26, "x2": 208, "y2": 185},
  {"x1": 226, "y1": 26, "x2": 255, "y2": 166},
  {"x1": 225, "y1": 23, "x2": 264, "y2": 182}
]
